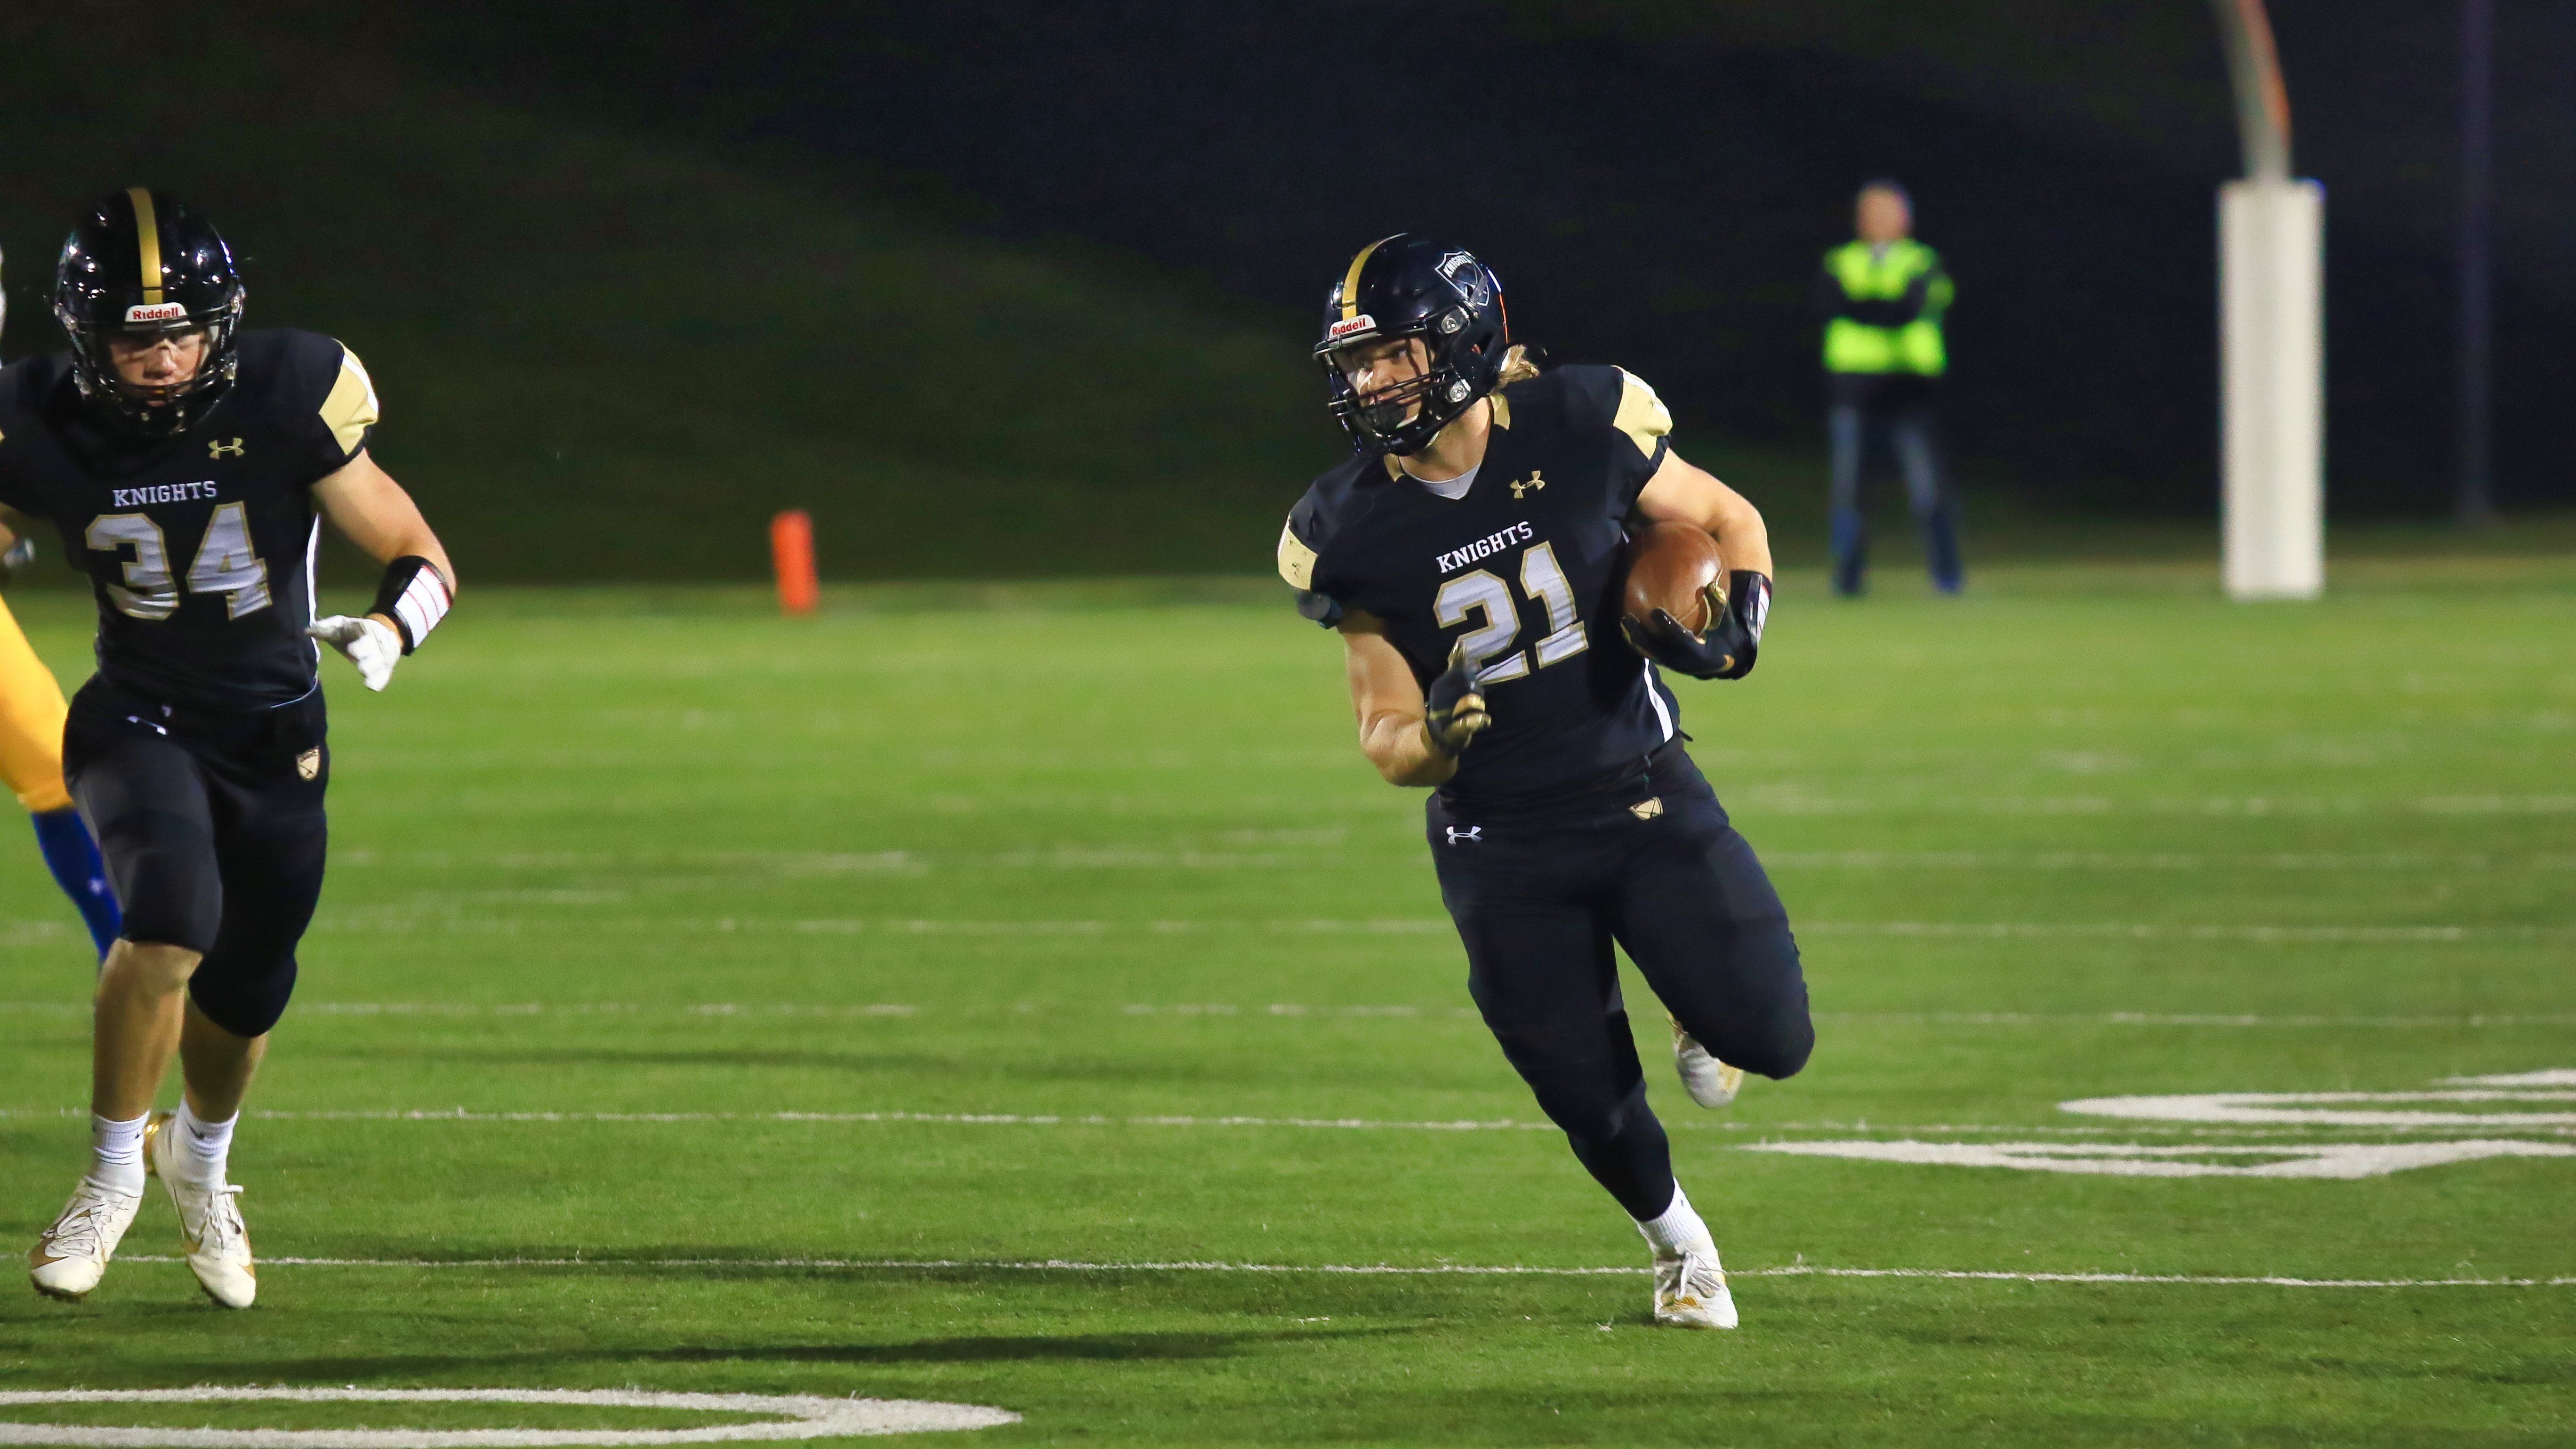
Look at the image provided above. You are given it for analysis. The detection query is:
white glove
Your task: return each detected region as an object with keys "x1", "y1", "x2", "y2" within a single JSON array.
[{"x1": 308, "y1": 615, "x2": 403, "y2": 692}]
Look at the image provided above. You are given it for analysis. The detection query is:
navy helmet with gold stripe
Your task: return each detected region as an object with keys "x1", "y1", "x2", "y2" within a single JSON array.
[
  {"x1": 52, "y1": 187, "x2": 247, "y2": 436},
  {"x1": 1315, "y1": 234, "x2": 1508, "y2": 456}
]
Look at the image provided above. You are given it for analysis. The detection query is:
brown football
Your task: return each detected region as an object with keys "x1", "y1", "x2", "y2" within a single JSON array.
[{"x1": 1620, "y1": 521, "x2": 1725, "y2": 639}]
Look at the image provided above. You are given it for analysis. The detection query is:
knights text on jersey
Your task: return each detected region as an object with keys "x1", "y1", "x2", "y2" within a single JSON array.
[
  {"x1": 0, "y1": 330, "x2": 379, "y2": 710},
  {"x1": 1279, "y1": 364, "x2": 1682, "y2": 812}
]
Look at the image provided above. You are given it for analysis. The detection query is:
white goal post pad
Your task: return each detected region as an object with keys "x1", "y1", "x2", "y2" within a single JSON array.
[{"x1": 2220, "y1": 178, "x2": 2325, "y2": 600}]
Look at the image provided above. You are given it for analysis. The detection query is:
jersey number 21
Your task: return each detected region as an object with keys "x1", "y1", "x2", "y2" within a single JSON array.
[{"x1": 1436, "y1": 540, "x2": 1587, "y2": 685}]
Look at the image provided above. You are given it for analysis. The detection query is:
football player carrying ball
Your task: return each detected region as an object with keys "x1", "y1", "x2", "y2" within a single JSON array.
[{"x1": 1279, "y1": 236, "x2": 1811, "y2": 1330}]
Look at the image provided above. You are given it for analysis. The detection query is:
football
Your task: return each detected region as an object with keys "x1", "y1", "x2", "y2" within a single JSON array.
[{"x1": 1620, "y1": 521, "x2": 1725, "y2": 637}]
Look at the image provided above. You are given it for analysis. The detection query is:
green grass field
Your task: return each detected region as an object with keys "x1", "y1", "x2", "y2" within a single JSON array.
[{"x1": 2, "y1": 568, "x2": 2572, "y2": 1446}]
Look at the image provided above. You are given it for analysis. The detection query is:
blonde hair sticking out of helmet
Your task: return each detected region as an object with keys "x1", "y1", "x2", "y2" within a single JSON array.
[{"x1": 1493, "y1": 344, "x2": 1541, "y2": 387}]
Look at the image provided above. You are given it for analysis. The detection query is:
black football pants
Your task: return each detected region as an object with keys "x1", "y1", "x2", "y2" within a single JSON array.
[
  {"x1": 64, "y1": 677, "x2": 329, "y2": 1038},
  {"x1": 1428, "y1": 746, "x2": 1812, "y2": 1221}
]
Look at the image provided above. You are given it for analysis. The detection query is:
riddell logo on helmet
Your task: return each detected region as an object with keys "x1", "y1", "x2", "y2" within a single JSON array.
[
  {"x1": 123, "y1": 302, "x2": 188, "y2": 324},
  {"x1": 1327, "y1": 314, "x2": 1376, "y2": 341}
]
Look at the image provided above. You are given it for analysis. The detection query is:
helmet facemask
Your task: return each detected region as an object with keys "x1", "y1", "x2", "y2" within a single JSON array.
[
  {"x1": 1320, "y1": 312, "x2": 1498, "y2": 456},
  {"x1": 62, "y1": 300, "x2": 245, "y2": 438},
  {"x1": 1321, "y1": 335, "x2": 1455, "y2": 455}
]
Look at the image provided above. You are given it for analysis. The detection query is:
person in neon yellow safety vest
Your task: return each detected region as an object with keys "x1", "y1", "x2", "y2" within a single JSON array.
[{"x1": 1817, "y1": 180, "x2": 1961, "y2": 596}]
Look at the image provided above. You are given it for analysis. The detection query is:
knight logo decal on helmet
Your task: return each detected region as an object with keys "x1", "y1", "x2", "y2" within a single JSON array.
[{"x1": 1436, "y1": 251, "x2": 1491, "y2": 308}]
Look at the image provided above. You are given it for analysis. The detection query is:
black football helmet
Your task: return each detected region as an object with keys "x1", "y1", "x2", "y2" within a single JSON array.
[
  {"x1": 53, "y1": 188, "x2": 246, "y2": 436},
  {"x1": 1315, "y1": 234, "x2": 1509, "y2": 456}
]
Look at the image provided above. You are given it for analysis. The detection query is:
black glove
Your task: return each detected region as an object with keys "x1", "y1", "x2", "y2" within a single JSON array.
[
  {"x1": 1621, "y1": 570, "x2": 1771, "y2": 681},
  {"x1": 1421, "y1": 643, "x2": 1493, "y2": 757}
]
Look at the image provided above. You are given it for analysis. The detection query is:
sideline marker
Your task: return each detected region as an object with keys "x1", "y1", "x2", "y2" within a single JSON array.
[{"x1": 771, "y1": 509, "x2": 819, "y2": 616}]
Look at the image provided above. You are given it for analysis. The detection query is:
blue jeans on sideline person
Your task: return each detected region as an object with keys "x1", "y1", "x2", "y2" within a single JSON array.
[{"x1": 1828, "y1": 401, "x2": 1963, "y2": 597}]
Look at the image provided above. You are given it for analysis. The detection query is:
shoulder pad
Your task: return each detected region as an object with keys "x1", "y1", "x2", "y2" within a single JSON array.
[
  {"x1": 1609, "y1": 368, "x2": 1672, "y2": 460},
  {"x1": 250, "y1": 330, "x2": 380, "y2": 459},
  {"x1": 1288, "y1": 453, "x2": 1381, "y2": 539},
  {"x1": 315, "y1": 338, "x2": 380, "y2": 457},
  {"x1": 1544, "y1": 364, "x2": 1670, "y2": 459},
  {"x1": 0, "y1": 355, "x2": 64, "y2": 437},
  {"x1": 1281, "y1": 461, "x2": 1372, "y2": 628},
  {"x1": 1277, "y1": 514, "x2": 1318, "y2": 590}
]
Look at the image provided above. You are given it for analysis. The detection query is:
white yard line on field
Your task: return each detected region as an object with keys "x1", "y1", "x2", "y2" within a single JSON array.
[
  {"x1": 243, "y1": 1109, "x2": 1565, "y2": 1131},
  {"x1": 1736, "y1": 794, "x2": 2576, "y2": 816},
  {"x1": 5, "y1": 1000, "x2": 2569, "y2": 1028},
  {"x1": 1747, "y1": 1136, "x2": 2576, "y2": 1177},
  {"x1": 1801, "y1": 921, "x2": 2571, "y2": 943},
  {"x1": 320, "y1": 847, "x2": 2576, "y2": 872},
  {"x1": 1830, "y1": 1011, "x2": 2576, "y2": 1027},
  {"x1": 1763, "y1": 851, "x2": 2576, "y2": 871},
  {"x1": 1, "y1": 1107, "x2": 2560, "y2": 1140},
  {"x1": 0, "y1": 1387, "x2": 1015, "y2": 1445},
  {"x1": 11, "y1": 916, "x2": 2570, "y2": 943},
  {"x1": 109, "y1": 1254, "x2": 2576, "y2": 1289},
  {"x1": 2064, "y1": 1089, "x2": 2576, "y2": 1128},
  {"x1": 2448, "y1": 1069, "x2": 2576, "y2": 1087},
  {"x1": 293, "y1": 916, "x2": 2576, "y2": 942}
]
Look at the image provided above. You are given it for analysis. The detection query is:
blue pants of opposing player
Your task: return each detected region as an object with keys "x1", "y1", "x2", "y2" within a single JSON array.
[
  {"x1": 32, "y1": 808, "x2": 121, "y2": 959},
  {"x1": 1428, "y1": 745, "x2": 1813, "y2": 1222},
  {"x1": 1829, "y1": 401, "x2": 1963, "y2": 596}
]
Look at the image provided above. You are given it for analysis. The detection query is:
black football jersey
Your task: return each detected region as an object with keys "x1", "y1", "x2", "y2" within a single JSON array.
[
  {"x1": 1280, "y1": 364, "x2": 1683, "y2": 813},
  {"x1": 0, "y1": 329, "x2": 379, "y2": 710}
]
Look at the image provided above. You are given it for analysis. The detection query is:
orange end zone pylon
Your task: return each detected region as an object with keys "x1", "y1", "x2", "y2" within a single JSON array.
[{"x1": 771, "y1": 509, "x2": 819, "y2": 616}]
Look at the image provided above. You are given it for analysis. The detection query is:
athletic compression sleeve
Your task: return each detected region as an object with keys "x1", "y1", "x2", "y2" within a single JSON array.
[{"x1": 370, "y1": 556, "x2": 452, "y2": 654}]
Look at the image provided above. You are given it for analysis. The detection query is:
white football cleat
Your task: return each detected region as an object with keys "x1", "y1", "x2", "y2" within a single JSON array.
[
  {"x1": 28, "y1": 1174, "x2": 145, "y2": 1302},
  {"x1": 1652, "y1": 1247, "x2": 1739, "y2": 1330},
  {"x1": 1671, "y1": 1016, "x2": 1744, "y2": 1108},
  {"x1": 145, "y1": 1113, "x2": 257, "y2": 1309}
]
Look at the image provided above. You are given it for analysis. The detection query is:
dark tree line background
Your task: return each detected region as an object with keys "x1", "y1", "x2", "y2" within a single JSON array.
[
  {"x1": 410, "y1": 0, "x2": 2576, "y2": 517},
  {"x1": 4, "y1": 0, "x2": 2568, "y2": 578}
]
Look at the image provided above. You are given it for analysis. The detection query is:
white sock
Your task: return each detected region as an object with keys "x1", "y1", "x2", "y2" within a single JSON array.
[
  {"x1": 89, "y1": 1112, "x2": 149, "y2": 1195},
  {"x1": 1634, "y1": 1183, "x2": 1717, "y2": 1259},
  {"x1": 174, "y1": 1101, "x2": 237, "y2": 1184}
]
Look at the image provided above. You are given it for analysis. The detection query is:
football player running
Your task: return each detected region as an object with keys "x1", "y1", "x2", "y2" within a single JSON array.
[
  {"x1": 0, "y1": 245, "x2": 123, "y2": 961},
  {"x1": 1279, "y1": 237, "x2": 1811, "y2": 1329},
  {"x1": 0, "y1": 191, "x2": 456, "y2": 1308}
]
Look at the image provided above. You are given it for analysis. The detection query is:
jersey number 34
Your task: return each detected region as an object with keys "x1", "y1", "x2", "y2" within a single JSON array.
[
  {"x1": 86, "y1": 505, "x2": 273, "y2": 621},
  {"x1": 1436, "y1": 540, "x2": 1586, "y2": 685}
]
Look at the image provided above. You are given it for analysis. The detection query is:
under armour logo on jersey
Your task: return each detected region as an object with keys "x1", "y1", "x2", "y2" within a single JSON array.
[
  {"x1": 1510, "y1": 471, "x2": 1546, "y2": 499},
  {"x1": 208, "y1": 437, "x2": 245, "y2": 459},
  {"x1": 1445, "y1": 825, "x2": 1483, "y2": 845}
]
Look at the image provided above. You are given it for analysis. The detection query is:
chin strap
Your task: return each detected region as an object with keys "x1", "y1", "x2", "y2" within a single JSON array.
[{"x1": 370, "y1": 555, "x2": 453, "y2": 654}]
